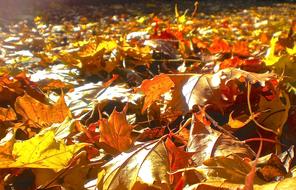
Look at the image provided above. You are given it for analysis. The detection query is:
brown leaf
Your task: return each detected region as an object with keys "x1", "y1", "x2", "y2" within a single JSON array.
[
  {"x1": 14, "y1": 93, "x2": 71, "y2": 127},
  {"x1": 256, "y1": 92, "x2": 290, "y2": 135},
  {"x1": 97, "y1": 139, "x2": 170, "y2": 190},
  {"x1": 99, "y1": 105, "x2": 133, "y2": 152},
  {"x1": 168, "y1": 68, "x2": 276, "y2": 113},
  {"x1": 187, "y1": 113, "x2": 255, "y2": 166},
  {"x1": 137, "y1": 73, "x2": 174, "y2": 113},
  {"x1": 257, "y1": 154, "x2": 288, "y2": 182}
]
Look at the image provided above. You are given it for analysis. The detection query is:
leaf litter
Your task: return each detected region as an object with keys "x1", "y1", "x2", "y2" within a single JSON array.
[{"x1": 0, "y1": 0, "x2": 296, "y2": 190}]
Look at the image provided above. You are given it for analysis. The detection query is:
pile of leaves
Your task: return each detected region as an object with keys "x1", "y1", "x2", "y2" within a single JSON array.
[{"x1": 0, "y1": 1, "x2": 296, "y2": 189}]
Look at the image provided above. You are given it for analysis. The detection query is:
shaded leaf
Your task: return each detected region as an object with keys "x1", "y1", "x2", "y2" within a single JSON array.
[
  {"x1": 256, "y1": 92, "x2": 290, "y2": 135},
  {"x1": 187, "y1": 113, "x2": 255, "y2": 166}
]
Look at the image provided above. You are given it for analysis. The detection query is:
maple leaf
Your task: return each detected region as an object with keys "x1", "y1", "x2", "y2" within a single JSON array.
[
  {"x1": 0, "y1": 130, "x2": 87, "y2": 172},
  {"x1": 232, "y1": 41, "x2": 250, "y2": 57},
  {"x1": 14, "y1": 93, "x2": 71, "y2": 127},
  {"x1": 98, "y1": 139, "x2": 170, "y2": 190},
  {"x1": 168, "y1": 68, "x2": 276, "y2": 113},
  {"x1": 165, "y1": 138, "x2": 194, "y2": 184},
  {"x1": 208, "y1": 37, "x2": 231, "y2": 54},
  {"x1": 255, "y1": 92, "x2": 290, "y2": 135},
  {"x1": 0, "y1": 107, "x2": 17, "y2": 121},
  {"x1": 99, "y1": 105, "x2": 133, "y2": 152},
  {"x1": 136, "y1": 73, "x2": 174, "y2": 113},
  {"x1": 187, "y1": 113, "x2": 255, "y2": 166}
]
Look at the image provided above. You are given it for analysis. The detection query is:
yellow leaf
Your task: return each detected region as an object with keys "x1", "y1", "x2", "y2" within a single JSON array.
[
  {"x1": 286, "y1": 43, "x2": 296, "y2": 55},
  {"x1": 264, "y1": 31, "x2": 281, "y2": 66},
  {"x1": 228, "y1": 111, "x2": 260, "y2": 129},
  {"x1": 99, "y1": 105, "x2": 133, "y2": 152},
  {"x1": 15, "y1": 93, "x2": 71, "y2": 127},
  {"x1": 0, "y1": 131, "x2": 86, "y2": 172}
]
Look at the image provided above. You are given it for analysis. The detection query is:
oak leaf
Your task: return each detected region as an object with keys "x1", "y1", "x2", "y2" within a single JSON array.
[
  {"x1": 98, "y1": 139, "x2": 170, "y2": 190},
  {"x1": 99, "y1": 105, "x2": 133, "y2": 152},
  {"x1": 137, "y1": 73, "x2": 174, "y2": 113},
  {"x1": 14, "y1": 93, "x2": 71, "y2": 127}
]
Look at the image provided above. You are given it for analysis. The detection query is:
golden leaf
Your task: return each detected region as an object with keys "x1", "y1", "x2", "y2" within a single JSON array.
[
  {"x1": 99, "y1": 105, "x2": 133, "y2": 152},
  {"x1": 0, "y1": 107, "x2": 17, "y2": 121},
  {"x1": 256, "y1": 92, "x2": 290, "y2": 135},
  {"x1": 98, "y1": 139, "x2": 170, "y2": 190},
  {"x1": 137, "y1": 73, "x2": 174, "y2": 113},
  {"x1": 0, "y1": 130, "x2": 87, "y2": 172},
  {"x1": 15, "y1": 93, "x2": 71, "y2": 127}
]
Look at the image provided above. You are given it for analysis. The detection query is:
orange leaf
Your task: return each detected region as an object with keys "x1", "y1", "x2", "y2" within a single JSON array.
[
  {"x1": 165, "y1": 138, "x2": 193, "y2": 184},
  {"x1": 14, "y1": 93, "x2": 71, "y2": 127},
  {"x1": 0, "y1": 107, "x2": 17, "y2": 121},
  {"x1": 208, "y1": 37, "x2": 230, "y2": 54},
  {"x1": 137, "y1": 74, "x2": 174, "y2": 113},
  {"x1": 99, "y1": 105, "x2": 133, "y2": 152},
  {"x1": 232, "y1": 41, "x2": 250, "y2": 56}
]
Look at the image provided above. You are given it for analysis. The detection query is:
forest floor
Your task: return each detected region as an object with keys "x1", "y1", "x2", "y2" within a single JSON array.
[{"x1": 1, "y1": 1, "x2": 296, "y2": 190}]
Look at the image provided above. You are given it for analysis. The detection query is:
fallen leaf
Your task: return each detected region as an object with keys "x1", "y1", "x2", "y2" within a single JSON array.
[
  {"x1": 98, "y1": 139, "x2": 170, "y2": 190},
  {"x1": 165, "y1": 138, "x2": 194, "y2": 184},
  {"x1": 256, "y1": 92, "x2": 290, "y2": 135},
  {"x1": 99, "y1": 105, "x2": 133, "y2": 152},
  {"x1": 187, "y1": 113, "x2": 255, "y2": 166},
  {"x1": 15, "y1": 93, "x2": 71, "y2": 127},
  {"x1": 0, "y1": 130, "x2": 87, "y2": 172},
  {"x1": 136, "y1": 73, "x2": 174, "y2": 113},
  {"x1": 232, "y1": 41, "x2": 250, "y2": 57},
  {"x1": 168, "y1": 68, "x2": 276, "y2": 113},
  {"x1": 0, "y1": 107, "x2": 17, "y2": 121},
  {"x1": 256, "y1": 154, "x2": 287, "y2": 182},
  {"x1": 208, "y1": 37, "x2": 231, "y2": 54}
]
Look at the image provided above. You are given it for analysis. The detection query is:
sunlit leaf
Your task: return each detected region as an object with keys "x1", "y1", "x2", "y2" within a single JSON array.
[
  {"x1": 137, "y1": 73, "x2": 174, "y2": 113},
  {"x1": 15, "y1": 93, "x2": 71, "y2": 127},
  {"x1": 99, "y1": 105, "x2": 133, "y2": 152},
  {"x1": 0, "y1": 130, "x2": 87, "y2": 172},
  {"x1": 98, "y1": 139, "x2": 170, "y2": 190}
]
